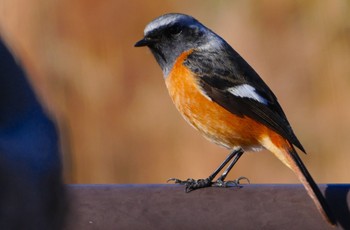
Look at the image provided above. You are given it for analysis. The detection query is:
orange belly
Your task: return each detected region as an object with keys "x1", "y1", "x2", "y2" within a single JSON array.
[{"x1": 165, "y1": 50, "x2": 283, "y2": 150}]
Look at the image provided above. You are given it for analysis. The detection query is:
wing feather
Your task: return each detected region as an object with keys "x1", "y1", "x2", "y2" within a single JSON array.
[{"x1": 184, "y1": 48, "x2": 305, "y2": 152}]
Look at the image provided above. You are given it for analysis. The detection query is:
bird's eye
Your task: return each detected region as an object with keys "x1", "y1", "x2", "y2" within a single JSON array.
[{"x1": 168, "y1": 26, "x2": 182, "y2": 37}]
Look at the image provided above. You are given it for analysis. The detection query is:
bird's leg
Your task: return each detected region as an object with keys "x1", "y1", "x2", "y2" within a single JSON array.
[
  {"x1": 168, "y1": 148, "x2": 245, "y2": 192},
  {"x1": 213, "y1": 149, "x2": 249, "y2": 187}
]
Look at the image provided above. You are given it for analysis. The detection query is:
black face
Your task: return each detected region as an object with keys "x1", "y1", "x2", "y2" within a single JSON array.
[{"x1": 135, "y1": 14, "x2": 208, "y2": 75}]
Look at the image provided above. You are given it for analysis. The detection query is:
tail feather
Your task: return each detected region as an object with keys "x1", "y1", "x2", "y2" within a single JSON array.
[
  {"x1": 261, "y1": 136, "x2": 336, "y2": 226},
  {"x1": 288, "y1": 146, "x2": 337, "y2": 226}
]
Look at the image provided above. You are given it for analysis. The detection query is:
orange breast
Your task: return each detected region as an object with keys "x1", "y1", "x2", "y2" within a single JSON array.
[{"x1": 165, "y1": 50, "x2": 276, "y2": 150}]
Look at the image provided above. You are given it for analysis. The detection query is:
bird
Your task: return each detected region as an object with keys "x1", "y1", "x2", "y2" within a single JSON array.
[{"x1": 135, "y1": 13, "x2": 336, "y2": 226}]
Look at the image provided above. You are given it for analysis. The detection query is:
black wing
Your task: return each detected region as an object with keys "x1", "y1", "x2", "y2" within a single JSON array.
[{"x1": 184, "y1": 46, "x2": 305, "y2": 153}]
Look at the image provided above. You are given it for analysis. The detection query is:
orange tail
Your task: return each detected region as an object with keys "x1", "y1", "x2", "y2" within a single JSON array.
[{"x1": 261, "y1": 136, "x2": 337, "y2": 226}]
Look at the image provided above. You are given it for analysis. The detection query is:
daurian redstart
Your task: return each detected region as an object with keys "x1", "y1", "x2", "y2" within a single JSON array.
[{"x1": 135, "y1": 13, "x2": 336, "y2": 226}]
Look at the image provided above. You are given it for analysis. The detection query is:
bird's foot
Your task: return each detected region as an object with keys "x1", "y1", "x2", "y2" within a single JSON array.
[
  {"x1": 212, "y1": 176, "x2": 250, "y2": 188},
  {"x1": 167, "y1": 178, "x2": 212, "y2": 193},
  {"x1": 167, "y1": 176, "x2": 250, "y2": 192}
]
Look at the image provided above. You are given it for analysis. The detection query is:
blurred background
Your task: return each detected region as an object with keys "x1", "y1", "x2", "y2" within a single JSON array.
[{"x1": 0, "y1": 0, "x2": 349, "y2": 184}]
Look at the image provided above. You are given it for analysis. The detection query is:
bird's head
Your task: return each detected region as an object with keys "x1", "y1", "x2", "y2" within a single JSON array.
[{"x1": 135, "y1": 13, "x2": 217, "y2": 76}]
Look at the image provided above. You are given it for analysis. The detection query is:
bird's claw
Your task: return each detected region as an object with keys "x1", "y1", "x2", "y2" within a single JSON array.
[
  {"x1": 213, "y1": 176, "x2": 250, "y2": 188},
  {"x1": 167, "y1": 176, "x2": 249, "y2": 192},
  {"x1": 167, "y1": 178, "x2": 212, "y2": 192}
]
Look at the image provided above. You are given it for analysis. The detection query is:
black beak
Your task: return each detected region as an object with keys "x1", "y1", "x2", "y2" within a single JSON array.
[{"x1": 134, "y1": 37, "x2": 155, "y2": 47}]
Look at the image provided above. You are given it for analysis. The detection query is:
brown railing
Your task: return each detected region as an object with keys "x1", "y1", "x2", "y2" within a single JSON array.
[{"x1": 64, "y1": 184, "x2": 349, "y2": 230}]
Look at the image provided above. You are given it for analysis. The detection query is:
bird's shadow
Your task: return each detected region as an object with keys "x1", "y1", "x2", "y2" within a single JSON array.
[{"x1": 325, "y1": 184, "x2": 350, "y2": 229}]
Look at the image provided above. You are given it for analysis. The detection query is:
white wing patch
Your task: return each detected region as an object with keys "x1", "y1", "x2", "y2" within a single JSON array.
[{"x1": 227, "y1": 84, "x2": 268, "y2": 105}]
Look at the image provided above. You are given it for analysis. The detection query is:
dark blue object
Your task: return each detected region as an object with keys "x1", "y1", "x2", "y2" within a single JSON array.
[{"x1": 0, "y1": 39, "x2": 65, "y2": 229}]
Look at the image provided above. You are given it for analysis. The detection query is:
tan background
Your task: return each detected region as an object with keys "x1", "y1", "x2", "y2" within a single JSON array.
[{"x1": 0, "y1": 0, "x2": 349, "y2": 184}]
